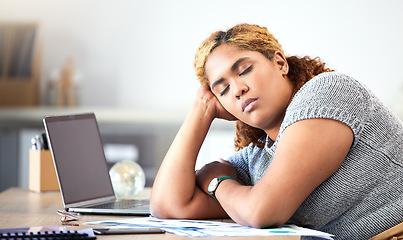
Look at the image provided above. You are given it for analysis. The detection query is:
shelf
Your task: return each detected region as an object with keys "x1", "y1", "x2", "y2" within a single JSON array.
[{"x1": 0, "y1": 106, "x2": 235, "y2": 129}]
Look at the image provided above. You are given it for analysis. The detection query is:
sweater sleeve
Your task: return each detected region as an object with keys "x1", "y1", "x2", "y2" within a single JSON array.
[{"x1": 279, "y1": 72, "x2": 372, "y2": 148}]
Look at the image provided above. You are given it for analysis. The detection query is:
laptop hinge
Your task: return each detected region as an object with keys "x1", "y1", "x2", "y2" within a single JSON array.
[{"x1": 65, "y1": 195, "x2": 116, "y2": 208}]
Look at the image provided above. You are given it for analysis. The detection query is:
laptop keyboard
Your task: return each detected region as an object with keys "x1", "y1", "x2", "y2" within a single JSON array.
[{"x1": 92, "y1": 199, "x2": 149, "y2": 209}]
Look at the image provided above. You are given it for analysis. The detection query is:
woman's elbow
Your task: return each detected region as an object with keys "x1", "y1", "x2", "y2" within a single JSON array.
[
  {"x1": 149, "y1": 198, "x2": 175, "y2": 219},
  {"x1": 245, "y1": 206, "x2": 289, "y2": 229},
  {"x1": 248, "y1": 217, "x2": 287, "y2": 229},
  {"x1": 149, "y1": 188, "x2": 181, "y2": 219},
  {"x1": 149, "y1": 197, "x2": 192, "y2": 219}
]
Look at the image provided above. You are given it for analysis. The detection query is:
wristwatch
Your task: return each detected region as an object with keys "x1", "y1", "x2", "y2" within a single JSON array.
[{"x1": 208, "y1": 176, "x2": 235, "y2": 200}]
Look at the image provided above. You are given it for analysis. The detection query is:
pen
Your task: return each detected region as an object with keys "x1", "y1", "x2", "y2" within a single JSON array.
[
  {"x1": 62, "y1": 222, "x2": 79, "y2": 226},
  {"x1": 57, "y1": 210, "x2": 80, "y2": 221}
]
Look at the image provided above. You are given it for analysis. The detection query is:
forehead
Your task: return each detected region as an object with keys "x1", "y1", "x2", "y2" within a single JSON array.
[
  {"x1": 206, "y1": 44, "x2": 248, "y2": 69},
  {"x1": 205, "y1": 44, "x2": 262, "y2": 84}
]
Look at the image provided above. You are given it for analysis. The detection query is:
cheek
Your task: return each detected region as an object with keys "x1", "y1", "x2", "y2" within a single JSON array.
[{"x1": 220, "y1": 99, "x2": 238, "y2": 115}]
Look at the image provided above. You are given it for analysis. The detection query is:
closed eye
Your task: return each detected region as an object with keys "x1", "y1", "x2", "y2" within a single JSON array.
[
  {"x1": 239, "y1": 65, "x2": 252, "y2": 76},
  {"x1": 220, "y1": 85, "x2": 230, "y2": 96}
]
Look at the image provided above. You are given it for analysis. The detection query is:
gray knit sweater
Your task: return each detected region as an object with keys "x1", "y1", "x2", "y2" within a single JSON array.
[{"x1": 227, "y1": 72, "x2": 403, "y2": 240}]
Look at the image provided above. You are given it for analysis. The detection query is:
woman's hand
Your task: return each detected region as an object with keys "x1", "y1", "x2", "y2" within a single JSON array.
[
  {"x1": 195, "y1": 159, "x2": 238, "y2": 194},
  {"x1": 195, "y1": 87, "x2": 237, "y2": 121}
]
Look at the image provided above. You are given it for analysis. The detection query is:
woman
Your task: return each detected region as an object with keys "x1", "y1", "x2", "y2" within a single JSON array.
[{"x1": 150, "y1": 23, "x2": 403, "y2": 240}]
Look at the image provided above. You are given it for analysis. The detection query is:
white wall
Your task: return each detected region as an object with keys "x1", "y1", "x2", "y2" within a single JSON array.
[{"x1": 0, "y1": 0, "x2": 402, "y2": 114}]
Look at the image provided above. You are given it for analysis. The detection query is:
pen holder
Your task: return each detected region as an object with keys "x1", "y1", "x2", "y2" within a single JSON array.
[{"x1": 29, "y1": 149, "x2": 59, "y2": 192}]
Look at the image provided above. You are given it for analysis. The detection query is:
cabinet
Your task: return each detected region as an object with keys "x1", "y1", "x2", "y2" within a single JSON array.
[{"x1": 0, "y1": 129, "x2": 18, "y2": 191}]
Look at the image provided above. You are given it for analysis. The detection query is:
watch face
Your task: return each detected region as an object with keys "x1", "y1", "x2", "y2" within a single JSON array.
[{"x1": 208, "y1": 178, "x2": 219, "y2": 192}]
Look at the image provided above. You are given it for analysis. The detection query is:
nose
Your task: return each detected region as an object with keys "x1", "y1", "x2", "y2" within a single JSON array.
[{"x1": 233, "y1": 81, "x2": 248, "y2": 99}]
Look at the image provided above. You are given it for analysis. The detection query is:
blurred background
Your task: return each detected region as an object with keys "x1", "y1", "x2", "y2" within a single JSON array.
[{"x1": 0, "y1": 0, "x2": 402, "y2": 192}]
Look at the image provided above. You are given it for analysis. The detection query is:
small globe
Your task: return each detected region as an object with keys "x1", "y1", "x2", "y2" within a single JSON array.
[{"x1": 109, "y1": 160, "x2": 146, "y2": 198}]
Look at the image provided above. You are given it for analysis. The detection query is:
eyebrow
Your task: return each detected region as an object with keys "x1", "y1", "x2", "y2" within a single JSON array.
[
  {"x1": 211, "y1": 57, "x2": 250, "y2": 89},
  {"x1": 231, "y1": 57, "x2": 249, "y2": 71},
  {"x1": 211, "y1": 78, "x2": 224, "y2": 89}
]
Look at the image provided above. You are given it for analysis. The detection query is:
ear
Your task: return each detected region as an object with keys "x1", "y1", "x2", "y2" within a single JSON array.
[{"x1": 273, "y1": 51, "x2": 289, "y2": 75}]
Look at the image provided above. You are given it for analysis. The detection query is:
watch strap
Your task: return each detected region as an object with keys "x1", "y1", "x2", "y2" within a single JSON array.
[{"x1": 209, "y1": 176, "x2": 235, "y2": 200}]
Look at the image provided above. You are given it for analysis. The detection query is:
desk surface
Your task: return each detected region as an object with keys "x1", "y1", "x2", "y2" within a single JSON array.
[{"x1": 0, "y1": 188, "x2": 299, "y2": 240}]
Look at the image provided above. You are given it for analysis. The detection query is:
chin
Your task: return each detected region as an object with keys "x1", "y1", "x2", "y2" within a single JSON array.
[
  {"x1": 240, "y1": 120, "x2": 264, "y2": 130},
  {"x1": 248, "y1": 119, "x2": 272, "y2": 132},
  {"x1": 238, "y1": 111, "x2": 271, "y2": 129}
]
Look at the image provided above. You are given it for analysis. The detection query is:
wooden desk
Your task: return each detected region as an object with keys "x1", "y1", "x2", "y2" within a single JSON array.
[{"x1": 0, "y1": 188, "x2": 299, "y2": 240}]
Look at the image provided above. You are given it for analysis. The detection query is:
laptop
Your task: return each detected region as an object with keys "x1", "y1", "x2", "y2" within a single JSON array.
[{"x1": 43, "y1": 112, "x2": 150, "y2": 215}]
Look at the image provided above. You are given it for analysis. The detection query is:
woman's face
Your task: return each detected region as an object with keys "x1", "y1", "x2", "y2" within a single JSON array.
[{"x1": 205, "y1": 44, "x2": 294, "y2": 135}]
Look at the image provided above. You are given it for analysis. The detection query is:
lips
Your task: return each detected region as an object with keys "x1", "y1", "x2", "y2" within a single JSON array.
[{"x1": 242, "y1": 98, "x2": 258, "y2": 112}]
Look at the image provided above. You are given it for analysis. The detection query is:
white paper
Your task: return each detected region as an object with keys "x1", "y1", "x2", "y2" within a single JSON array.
[{"x1": 86, "y1": 216, "x2": 333, "y2": 239}]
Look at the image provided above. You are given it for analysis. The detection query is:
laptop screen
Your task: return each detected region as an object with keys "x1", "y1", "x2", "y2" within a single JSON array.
[{"x1": 44, "y1": 113, "x2": 114, "y2": 204}]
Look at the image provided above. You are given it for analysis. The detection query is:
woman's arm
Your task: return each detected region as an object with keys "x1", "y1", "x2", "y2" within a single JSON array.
[
  {"x1": 150, "y1": 87, "x2": 235, "y2": 219},
  {"x1": 198, "y1": 118, "x2": 354, "y2": 228}
]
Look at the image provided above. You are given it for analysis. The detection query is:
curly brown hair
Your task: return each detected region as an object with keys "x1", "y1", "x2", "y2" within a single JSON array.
[{"x1": 194, "y1": 23, "x2": 333, "y2": 151}]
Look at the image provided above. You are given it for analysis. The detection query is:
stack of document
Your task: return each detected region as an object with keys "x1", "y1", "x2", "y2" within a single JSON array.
[{"x1": 86, "y1": 216, "x2": 334, "y2": 239}]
